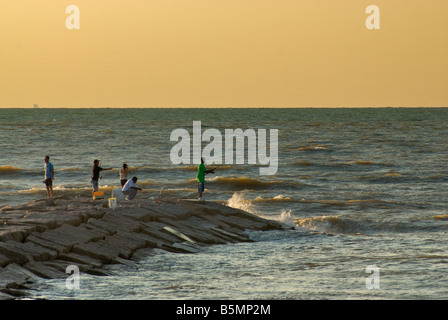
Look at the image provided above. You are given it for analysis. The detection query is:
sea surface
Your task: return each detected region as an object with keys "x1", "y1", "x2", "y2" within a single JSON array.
[{"x1": 0, "y1": 107, "x2": 447, "y2": 300}]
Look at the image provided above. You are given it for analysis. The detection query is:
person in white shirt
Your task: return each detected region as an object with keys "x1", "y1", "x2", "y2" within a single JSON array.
[{"x1": 122, "y1": 176, "x2": 142, "y2": 200}]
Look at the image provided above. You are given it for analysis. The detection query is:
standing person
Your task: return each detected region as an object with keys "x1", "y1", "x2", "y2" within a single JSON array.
[
  {"x1": 91, "y1": 159, "x2": 112, "y2": 196},
  {"x1": 119, "y1": 163, "x2": 129, "y2": 187},
  {"x1": 43, "y1": 156, "x2": 54, "y2": 198},
  {"x1": 197, "y1": 157, "x2": 215, "y2": 201},
  {"x1": 122, "y1": 176, "x2": 142, "y2": 200}
]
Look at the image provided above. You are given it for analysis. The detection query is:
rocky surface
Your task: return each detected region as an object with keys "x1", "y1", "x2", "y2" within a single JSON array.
[{"x1": 0, "y1": 196, "x2": 291, "y2": 299}]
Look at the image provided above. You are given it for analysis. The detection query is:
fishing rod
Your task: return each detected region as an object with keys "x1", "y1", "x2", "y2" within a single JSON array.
[{"x1": 205, "y1": 163, "x2": 226, "y2": 175}]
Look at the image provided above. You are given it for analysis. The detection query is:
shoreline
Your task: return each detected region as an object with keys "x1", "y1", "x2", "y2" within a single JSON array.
[{"x1": 0, "y1": 195, "x2": 292, "y2": 300}]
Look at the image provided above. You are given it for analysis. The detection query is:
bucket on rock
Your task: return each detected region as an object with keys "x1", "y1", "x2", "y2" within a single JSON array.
[{"x1": 108, "y1": 197, "x2": 117, "y2": 209}]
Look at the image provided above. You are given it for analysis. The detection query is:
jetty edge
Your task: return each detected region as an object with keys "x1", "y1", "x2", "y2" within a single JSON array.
[{"x1": 0, "y1": 196, "x2": 293, "y2": 299}]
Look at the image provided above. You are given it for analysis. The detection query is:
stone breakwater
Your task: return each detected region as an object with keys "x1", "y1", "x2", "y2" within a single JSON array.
[{"x1": 0, "y1": 196, "x2": 291, "y2": 299}]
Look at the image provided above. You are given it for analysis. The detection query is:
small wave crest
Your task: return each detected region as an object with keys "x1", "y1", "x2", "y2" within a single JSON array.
[
  {"x1": 298, "y1": 146, "x2": 327, "y2": 151},
  {"x1": 348, "y1": 160, "x2": 376, "y2": 165},
  {"x1": 0, "y1": 165, "x2": 22, "y2": 173},
  {"x1": 208, "y1": 176, "x2": 281, "y2": 190},
  {"x1": 56, "y1": 167, "x2": 84, "y2": 172},
  {"x1": 17, "y1": 185, "x2": 92, "y2": 195},
  {"x1": 253, "y1": 195, "x2": 294, "y2": 203},
  {"x1": 291, "y1": 161, "x2": 313, "y2": 167},
  {"x1": 299, "y1": 198, "x2": 392, "y2": 208},
  {"x1": 171, "y1": 165, "x2": 234, "y2": 172}
]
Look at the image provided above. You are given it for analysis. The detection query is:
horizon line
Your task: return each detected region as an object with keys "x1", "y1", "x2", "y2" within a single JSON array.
[{"x1": 0, "y1": 106, "x2": 446, "y2": 109}]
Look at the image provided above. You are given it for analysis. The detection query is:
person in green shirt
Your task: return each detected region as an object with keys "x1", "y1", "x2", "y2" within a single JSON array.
[{"x1": 197, "y1": 157, "x2": 215, "y2": 200}]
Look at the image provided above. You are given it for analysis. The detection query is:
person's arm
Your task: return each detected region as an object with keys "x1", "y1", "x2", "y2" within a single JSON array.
[
  {"x1": 131, "y1": 182, "x2": 142, "y2": 191},
  {"x1": 130, "y1": 180, "x2": 142, "y2": 191},
  {"x1": 103, "y1": 168, "x2": 113, "y2": 171},
  {"x1": 51, "y1": 165, "x2": 55, "y2": 180}
]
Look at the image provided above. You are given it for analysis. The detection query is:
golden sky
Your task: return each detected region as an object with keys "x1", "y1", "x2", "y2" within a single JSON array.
[{"x1": 0, "y1": 0, "x2": 447, "y2": 108}]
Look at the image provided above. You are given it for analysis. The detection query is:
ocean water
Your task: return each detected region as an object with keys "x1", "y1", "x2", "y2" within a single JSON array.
[{"x1": 0, "y1": 107, "x2": 447, "y2": 300}]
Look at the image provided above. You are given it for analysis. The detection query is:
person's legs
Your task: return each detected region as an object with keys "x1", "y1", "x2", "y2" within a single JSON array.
[
  {"x1": 124, "y1": 188, "x2": 138, "y2": 200},
  {"x1": 198, "y1": 182, "x2": 204, "y2": 200},
  {"x1": 48, "y1": 183, "x2": 53, "y2": 198},
  {"x1": 45, "y1": 179, "x2": 53, "y2": 197},
  {"x1": 91, "y1": 179, "x2": 98, "y2": 196}
]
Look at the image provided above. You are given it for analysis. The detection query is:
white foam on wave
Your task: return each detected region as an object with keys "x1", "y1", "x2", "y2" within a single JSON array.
[
  {"x1": 277, "y1": 209, "x2": 296, "y2": 228},
  {"x1": 226, "y1": 191, "x2": 258, "y2": 214},
  {"x1": 226, "y1": 191, "x2": 296, "y2": 228}
]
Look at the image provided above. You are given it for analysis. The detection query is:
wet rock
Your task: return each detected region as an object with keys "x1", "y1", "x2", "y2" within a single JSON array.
[
  {"x1": 57, "y1": 252, "x2": 103, "y2": 269},
  {"x1": 23, "y1": 261, "x2": 67, "y2": 279},
  {"x1": 0, "y1": 196, "x2": 291, "y2": 299},
  {"x1": 0, "y1": 241, "x2": 57, "y2": 264}
]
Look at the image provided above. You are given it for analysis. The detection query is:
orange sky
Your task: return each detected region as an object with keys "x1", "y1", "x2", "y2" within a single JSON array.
[{"x1": 0, "y1": 0, "x2": 447, "y2": 108}]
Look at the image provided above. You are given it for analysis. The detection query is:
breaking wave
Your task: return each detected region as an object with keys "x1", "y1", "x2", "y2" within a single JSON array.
[
  {"x1": 226, "y1": 192, "x2": 295, "y2": 212},
  {"x1": 226, "y1": 191, "x2": 258, "y2": 214},
  {"x1": 294, "y1": 214, "x2": 448, "y2": 235},
  {"x1": 225, "y1": 192, "x2": 296, "y2": 228},
  {"x1": 294, "y1": 216, "x2": 365, "y2": 234}
]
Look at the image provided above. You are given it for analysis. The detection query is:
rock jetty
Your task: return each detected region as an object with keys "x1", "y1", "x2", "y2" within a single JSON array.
[{"x1": 0, "y1": 196, "x2": 291, "y2": 299}]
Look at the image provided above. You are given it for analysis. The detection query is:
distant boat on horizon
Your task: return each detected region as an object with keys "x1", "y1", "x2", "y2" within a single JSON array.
[{"x1": 34, "y1": 104, "x2": 38, "y2": 109}]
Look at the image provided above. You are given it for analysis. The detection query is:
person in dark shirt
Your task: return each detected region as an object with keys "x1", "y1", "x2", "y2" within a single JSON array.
[{"x1": 91, "y1": 159, "x2": 112, "y2": 196}]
